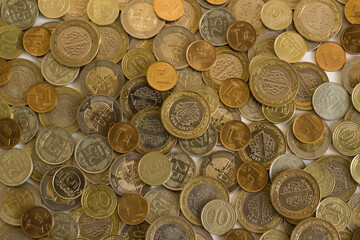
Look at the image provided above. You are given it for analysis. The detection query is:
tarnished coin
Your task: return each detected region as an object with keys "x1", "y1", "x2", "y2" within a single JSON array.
[
  {"x1": 260, "y1": 230, "x2": 289, "y2": 240},
  {"x1": 239, "y1": 95, "x2": 265, "y2": 122},
  {"x1": 0, "y1": 118, "x2": 21, "y2": 149},
  {"x1": 119, "y1": 222, "x2": 149, "y2": 240},
  {"x1": 219, "y1": 78, "x2": 250, "y2": 108},
  {"x1": 341, "y1": 24, "x2": 360, "y2": 55},
  {"x1": 11, "y1": 106, "x2": 38, "y2": 144},
  {"x1": 261, "y1": 0, "x2": 292, "y2": 30},
  {"x1": 38, "y1": 0, "x2": 70, "y2": 18},
  {"x1": 237, "y1": 161, "x2": 268, "y2": 192},
  {"x1": 315, "y1": 42, "x2": 346, "y2": 72},
  {"x1": 225, "y1": 229, "x2": 254, "y2": 240},
  {"x1": 262, "y1": 101, "x2": 296, "y2": 124},
  {"x1": 21, "y1": 206, "x2": 54, "y2": 238},
  {"x1": 163, "y1": 152, "x2": 196, "y2": 191},
  {"x1": 226, "y1": 21, "x2": 257, "y2": 52},
  {"x1": 186, "y1": 40, "x2": 216, "y2": 71},
  {"x1": 274, "y1": 32, "x2": 306, "y2": 63},
  {"x1": 290, "y1": 217, "x2": 340, "y2": 240},
  {"x1": 144, "y1": 187, "x2": 180, "y2": 223},
  {"x1": 153, "y1": 0, "x2": 184, "y2": 21},
  {"x1": 200, "y1": 150, "x2": 243, "y2": 193},
  {"x1": 193, "y1": 226, "x2": 213, "y2": 240},
  {"x1": 270, "y1": 154, "x2": 305, "y2": 182},
  {"x1": 117, "y1": 193, "x2": 149, "y2": 225},
  {"x1": 121, "y1": 48, "x2": 156, "y2": 80},
  {"x1": 220, "y1": 120, "x2": 251, "y2": 151},
  {"x1": 108, "y1": 122, "x2": 139, "y2": 153},
  {"x1": 146, "y1": 61, "x2": 178, "y2": 91},
  {"x1": 351, "y1": 155, "x2": 360, "y2": 185},
  {"x1": 180, "y1": 176, "x2": 229, "y2": 225},
  {"x1": 316, "y1": 197, "x2": 351, "y2": 231},
  {"x1": 293, "y1": 113, "x2": 324, "y2": 144},
  {"x1": 312, "y1": 82, "x2": 351, "y2": 121},
  {"x1": 333, "y1": 121, "x2": 360, "y2": 156},
  {"x1": 304, "y1": 163, "x2": 335, "y2": 199},
  {"x1": 0, "y1": 58, "x2": 10, "y2": 87},
  {"x1": 53, "y1": 166, "x2": 86, "y2": 199},
  {"x1": 146, "y1": 215, "x2": 195, "y2": 240},
  {"x1": 87, "y1": 0, "x2": 119, "y2": 25},
  {"x1": 77, "y1": 95, "x2": 123, "y2": 136},
  {"x1": 138, "y1": 152, "x2": 172, "y2": 186},
  {"x1": 270, "y1": 169, "x2": 320, "y2": 220},
  {"x1": 342, "y1": 57, "x2": 360, "y2": 94},
  {"x1": 120, "y1": 0, "x2": 165, "y2": 39},
  {"x1": 75, "y1": 134, "x2": 114, "y2": 173},
  {"x1": 191, "y1": 85, "x2": 219, "y2": 114},
  {"x1": 27, "y1": 83, "x2": 58, "y2": 113},
  {"x1": 1, "y1": 0, "x2": 38, "y2": 30},
  {"x1": 23, "y1": 26, "x2": 51, "y2": 57},
  {"x1": 81, "y1": 184, "x2": 117, "y2": 219},
  {"x1": 0, "y1": 25, "x2": 24, "y2": 60},
  {"x1": 345, "y1": 0, "x2": 360, "y2": 24},
  {"x1": 49, "y1": 212, "x2": 79, "y2": 240},
  {"x1": 352, "y1": 84, "x2": 360, "y2": 112}
]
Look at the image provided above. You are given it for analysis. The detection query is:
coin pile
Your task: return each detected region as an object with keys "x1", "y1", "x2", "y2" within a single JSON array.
[{"x1": 0, "y1": 0, "x2": 360, "y2": 239}]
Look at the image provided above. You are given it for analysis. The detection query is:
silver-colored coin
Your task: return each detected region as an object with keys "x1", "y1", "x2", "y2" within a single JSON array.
[
  {"x1": 11, "y1": 106, "x2": 38, "y2": 144},
  {"x1": 269, "y1": 153, "x2": 305, "y2": 182},
  {"x1": 36, "y1": 126, "x2": 75, "y2": 165},
  {"x1": 172, "y1": 67, "x2": 203, "y2": 92},
  {"x1": 49, "y1": 212, "x2": 79, "y2": 240},
  {"x1": 198, "y1": 0, "x2": 228, "y2": 9},
  {"x1": 199, "y1": 8, "x2": 235, "y2": 46},
  {"x1": 75, "y1": 134, "x2": 114, "y2": 174},
  {"x1": 77, "y1": 95, "x2": 123, "y2": 136},
  {"x1": 153, "y1": 26, "x2": 196, "y2": 69},
  {"x1": 342, "y1": 57, "x2": 360, "y2": 94},
  {"x1": 312, "y1": 82, "x2": 351, "y2": 121},
  {"x1": 239, "y1": 95, "x2": 265, "y2": 121}
]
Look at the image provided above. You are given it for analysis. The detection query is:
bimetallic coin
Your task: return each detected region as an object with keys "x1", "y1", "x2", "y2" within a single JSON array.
[
  {"x1": 117, "y1": 193, "x2": 149, "y2": 225},
  {"x1": 341, "y1": 25, "x2": 360, "y2": 55},
  {"x1": 121, "y1": 48, "x2": 156, "y2": 80},
  {"x1": 293, "y1": 113, "x2": 324, "y2": 144},
  {"x1": 87, "y1": 0, "x2": 118, "y2": 25},
  {"x1": 304, "y1": 164, "x2": 335, "y2": 199},
  {"x1": 225, "y1": 229, "x2": 254, "y2": 240},
  {"x1": 23, "y1": 26, "x2": 51, "y2": 57},
  {"x1": 290, "y1": 217, "x2": 340, "y2": 240},
  {"x1": 11, "y1": 106, "x2": 38, "y2": 144},
  {"x1": 270, "y1": 154, "x2": 305, "y2": 182},
  {"x1": 163, "y1": 152, "x2": 196, "y2": 191},
  {"x1": 315, "y1": 42, "x2": 346, "y2": 72},
  {"x1": 53, "y1": 166, "x2": 86, "y2": 199},
  {"x1": 186, "y1": 40, "x2": 216, "y2": 71},
  {"x1": 219, "y1": 78, "x2": 250, "y2": 108},
  {"x1": 270, "y1": 169, "x2": 320, "y2": 220},
  {"x1": 220, "y1": 120, "x2": 251, "y2": 151},
  {"x1": 262, "y1": 101, "x2": 296, "y2": 124},
  {"x1": 239, "y1": 95, "x2": 265, "y2": 121},
  {"x1": 191, "y1": 84, "x2": 219, "y2": 114},
  {"x1": 27, "y1": 83, "x2": 58, "y2": 113},
  {"x1": 316, "y1": 197, "x2": 351, "y2": 231},
  {"x1": 108, "y1": 122, "x2": 139, "y2": 153},
  {"x1": 333, "y1": 121, "x2": 360, "y2": 156},
  {"x1": 0, "y1": 25, "x2": 24, "y2": 60},
  {"x1": 49, "y1": 212, "x2": 79, "y2": 240},
  {"x1": 38, "y1": 0, "x2": 70, "y2": 18},
  {"x1": 138, "y1": 152, "x2": 172, "y2": 186},
  {"x1": 237, "y1": 161, "x2": 268, "y2": 192},
  {"x1": 260, "y1": 0, "x2": 292, "y2": 31},
  {"x1": 226, "y1": 21, "x2": 257, "y2": 52},
  {"x1": 146, "y1": 61, "x2": 177, "y2": 91},
  {"x1": 274, "y1": 32, "x2": 306, "y2": 63},
  {"x1": 260, "y1": 230, "x2": 289, "y2": 240},
  {"x1": 1, "y1": 0, "x2": 38, "y2": 30},
  {"x1": 75, "y1": 134, "x2": 114, "y2": 173},
  {"x1": 21, "y1": 206, "x2": 54, "y2": 238},
  {"x1": 0, "y1": 118, "x2": 21, "y2": 149}
]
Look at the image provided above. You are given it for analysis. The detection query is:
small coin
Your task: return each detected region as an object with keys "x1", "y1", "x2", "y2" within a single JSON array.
[
  {"x1": 220, "y1": 120, "x2": 251, "y2": 151},
  {"x1": 225, "y1": 229, "x2": 254, "y2": 240},
  {"x1": 341, "y1": 24, "x2": 360, "y2": 55},
  {"x1": 0, "y1": 118, "x2": 21, "y2": 149},
  {"x1": 53, "y1": 166, "x2": 86, "y2": 199},
  {"x1": 345, "y1": 0, "x2": 360, "y2": 24},
  {"x1": 239, "y1": 95, "x2": 265, "y2": 121},
  {"x1": 108, "y1": 122, "x2": 139, "y2": 153},
  {"x1": 219, "y1": 78, "x2": 250, "y2": 108},
  {"x1": 270, "y1": 169, "x2": 320, "y2": 220},
  {"x1": 191, "y1": 84, "x2": 219, "y2": 114},
  {"x1": 1, "y1": 0, "x2": 38, "y2": 30},
  {"x1": 87, "y1": 0, "x2": 119, "y2": 25},
  {"x1": 146, "y1": 61, "x2": 177, "y2": 91},
  {"x1": 21, "y1": 206, "x2": 54, "y2": 238},
  {"x1": 226, "y1": 21, "x2": 257, "y2": 52},
  {"x1": 304, "y1": 163, "x2": 335, "y2": 199},
  {"x1": 262, "y1": 101, "x2": 296, "y2": 124},
  {"x1": 352, "y1": 84, "x2": 360, "y2": 112},
  {"x1": 274, "y1": 32, "x2": 306, "y2": 63},
  {"x1": 260, "y1": 230, "x2": 289, "y2": 240},
  {"x1": 118, "y1": 193, "x2": 149, "y2": 225},
  {"x1": 186, "y1": 40, "x2": 216, "y2": 71},
  {"x1": 342, "y1": 57, "x2": 360, "y2": 94},
  {"x1": 38, "y1": 0, "x2": 70, "y2": 18},
  {"x1": 27, "y1": 83, "x2": 58, "y2": 113},
  {"x1": 82, "y1": 184, "x2": 117, "y2": 219},
  {"x1": 11, "y1": 106, "x2": 38, "y2": 144},
  {"x1": 138, "y1": 152, "x2": 172, "y2": 186},
  {"x1": 312, "y1": 82, "x2": 351, "y2": 121},
  {"x1": 269, "y1": 153, "x2": 305, "y2": 182},
  {"x1": 121, "y1": 48, "x2": 156, "y2": 80},
  {"x1": 315, "y1": 42, "x2": 346, "y2": 72},
  {"x1": 23, "y1": 26, "x2": 51, "y2": 57},
  {"x1": 333, "y1": 121, "x2": 360, "y2": 156},
  {"x1": 290, "y1": 218, "x2": 340, "y2": 240},
  {"x1": 261, "y1": 0, "x2": 292, "y2": 30},
  {"x1": 237, "y1": 161, "x2": 268, "y2": 192},
  {"x1": 153, "y1": 0, "x2": 184, "y2": 21},
  {"x1": 0, "y1": 58, "x2": 10, "y2": 87},
  {"x1": 293, "y1": 113, "x2": 324, "y2": 144},
  {"x1": 49, "y1": 212, "x2": 79, "y2": 240},
  {"x1": 316, "y1": 197, "x2": 351, "y2": 231}
]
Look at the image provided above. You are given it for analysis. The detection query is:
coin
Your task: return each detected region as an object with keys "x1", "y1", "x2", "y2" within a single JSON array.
[
  {"x1": 260, "y1": 230, "x2": 289, "y2": 240},
  {"x1": 352, "y1": 84, "x2": 360, "y2": 112},
  {"x1": 315, "y1": 42, "x2": 346, "y2": 72},
  {"x1": 163, "y1": 152, "x2": 196, "y2": 191},
  {"x1": 186, "y1": 40, "x2": 216, "y2": 71},
  {"x1": 248, "y1": 32, "x2": 278, "y2": 61},
  {"x1": 53, "y1": 165, "x2": 86, "y2": 199},
  {"x1": 226, "y1": 21, "x2": 257, "y2": 52},
  {"x1": 353, "y1": 228, "x2": 360, "y2": 240},
  {"x1": 138, "y1": 152, "x2": 172, "y2": 185},
  {"x1": 200, "y1": 0, "x2": 229, "y2": 9},
  {"x1": 193, "y1": 226, "x2": 213, "y2": 240},
  {"x1": 292, "y1": 62, "x2": 329, "y2": 110},
  {"x1": 87, "y1": 0, "x2": 118, "y2": 25},
  {"x1": 290, "y1": 218, "x2": 340, "y2": 240},
  {"x1": 293, "y1": 113, "x2": 324, "y2": 144},
  {"x1": 286, "y1": 22, "x2": 321, "y2": 52},
  {"x1": 274, "y1": 32, "x2": 306, "y2": 63},
  {"x1": 50, "y1": 20, "x2": 100, "y2": 67},
  {"x1": 38, "y1": 0, "x2": 70, "y2": 18},
  {"x1": 304, "y1": 163, "x2": 335, "y2": 199},
  {"x1": 121, "y1": 48, "x2": 156, "y2": 80},
  {"x1": 153, "y1": 0, "x2": 184, "y2": 21},
  {"x1": 341, "y1": 24, "x2": 360, "y2": 55},
  {"x1": 129, "y1": 38, "x2": 155, "y2": 53},
  {"x1": 339, "y1": 231, "x2": 353, "y2": 240},
  {"x1": 144, "y1": 187, "x2": 180, "y2": 223},
  {"x1": 1, "y1": 0, "x2": 38, "y2": 30},
  {"x1": 173, "y1": 67, "x2": 203, "y2": 92},
  {"x1": 41, "y1": 21, "x2": 62, "y2": 33},
  {"x1": 225, "y1": 229, "x2": 254, "y2": 240},
  {"x1": 249, "y1": 53, "x2": 277, "y2": 75},
  {"x1": 312, "y1": 82, "x2": 351, "y2": 121},
  {"x1": 262, "y1": 101, "x2": 296, "y2": 124},
  {"x1": 0, "y1": 99, "x2": 12, "y2": 119},
  {"x1": 345, "y1": 193, "x2": 360, "y2": 232},
  {"x1": 333, "y1": 121, "x2": 360, "y2": 156},
  {"x1": 23, "y1": 26, "x2": 51, "y2": 56},
  {"x1": 294, "y1": 0, "x2": 342, "y2": 42},
  {"x1": 77, "y1": 95, "x2": 123, "y2": 136},
  {"x1": 0, "y1": 25, "x2": 24, "y2": 59},
  {"x1": 0, "y1": 225, "x2": 34, "y2": 239},
  {"x1": 82, "y1": 184, "x2": 117, "y2": 219},
  {"x1": 316, "y1": 197, "x2": 351, "y2": 231},
  {"x1": 21, "y1": 206, "x2": 54, "y2": 238},
  {"x1": 345, "y1": 0, "x2": 360, "y2": 24},
  {"x1": 191, "y1": 84, "x2": 219, "y2": 114},
  {"x1": 342, "y1": 57, "x2": 360, "y2": 94},
  {"x1": 239, "y1": 95, "x2": 265, "y2": 121},
  {"x1": 146, "y1": 61, "x2": 177, "y2": 91},
  {"x1": 270, "y1": 169, "x2": 320, "y2": 219},
  {"x1": 0, "y1": 118, "x2": 21, "y2": 149},
  {"x1": 237, "y1": 161, "x2": 268, "y2": 192},
  {"x1": 351, "y1": 155, "x2": 360, "y2": 185},
  {"x1": 261, "y1": 0, "x2": 292, "y2": 30},
  {"x1": 219, "y1": 78, "x2": 250, "y2": 108},
  {"x1": 161, "y1": 90, "x2": 211, "y2": 139},
  {"x1": 27, "y1": 83, "x2": 58, "y2": 113},
  {"x1": 220, "y1": 120, "x2": 251, "y2": 151},
  {"x1": 166, "y1": 0, "x2": 202, "y2": 33},
  {"x1": 82, "y1": 164, "x2": 111, "y2": 185},
  {"x1": 0, "y1": 59, "x2": 10, "y2": 87},
  {"x1": 201, "y1": 199, "x2": 236, "y2": 235},
  {"x1": 49, "y1": 212, "x2": 79, "y2": 240},
  {"x1": 108, "y1": 122, "x2": 139, "y2": 153},
  {"x1": 269, "y1": 154, "x2": 305, "y2": 182},
  {"x1": 75, "y1": 134, "x2": 114, "y2": 173},
  {"x1": 118, "y1": 193, "x2": 149, "y2": 225},
  {"x1": 145, "y1": 215, "x2": 195, "y2": 240},
  {"x1": 235, "y1": 185, "x2": 283, "y2": 233},
  {"x1": 11, "y1": 106, "x2": 38, "y2": 144},
  {"x1": 121, "y1": 0, "x2": 165, "y2": 39},
  {"x1": 344, "y1": 106, "x2": 360, "y2": 124}
]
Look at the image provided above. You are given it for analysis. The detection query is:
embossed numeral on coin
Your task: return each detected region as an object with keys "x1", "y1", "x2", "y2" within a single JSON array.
[{"x1": 208, "y1": 208, "x2": 230, "y2": 225}]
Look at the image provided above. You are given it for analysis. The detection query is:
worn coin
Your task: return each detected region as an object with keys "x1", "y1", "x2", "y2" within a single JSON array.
[
  {"x1": 0, "y1": 58, "x2": 10, "y2": 87},
  {"x1": 108, "y1": 122, "x2": 139, "y2": 153},
  {"x1": 293, "y1": 113, "x2": 324, "y2": 144},
  {"x1": 27, "y1": 83, "x2": 58, "y2": 113},
  {"x1": 138, "y1": 152, "x2": 172, "y2": 186},
  {"x1": 239, "y1": 95, "x2": 265, "y2": 121},
  {"x1": 153, "y1": 0, "x2": 184, "y2": 21},
  {"x1": 238, "y1": 161, "x2": 268, "y2": 192},
  {"x1": 248, "y1": 32, "x2": 278, "y2": 61},
  {"x1": 146, "y1": 61, "x2": 178, "y2": 91},
  {"x1": 53, "y1": 165, "x2": 86, "y2": 199},
  {"x1": 345, "y1": 0, "x2": 360, "y2": 24},
  {"x1": 262, "y1": 101, "x2": 296, "y2": 124},
  {"x1": 0, "y1": 118, "x2": 21, "y2": 149},
  {"x1": 261, "y1": 0, "x2": 292, "y2": 31},
  {"x1": 344, "y1": 106, "x2": 360, "y2": 124},
  {"x1": 11, "y1": 106, "x2": 38, "y2": 144},
  {"x1": 87, "y1": 0, "x2": 119, "y2": 25},
  {"x1": 351, "y1": 155, "x2": 360, "y2": 185},
  {"x1": 341, "y1": 24, "x2": 360, "y2": 55},
  {"x1": 274, "y1": 32, "x2": 306, "y2": 63},
  {"x1": 121, "y1": 48, "x2": 156, "y2": 80},
  {"x1": 269, "y1": 153, "x2": 305, "y2": 182},
  {"x1": 219, "y1": 78, "x2": 250, "y2": 108},
  {"x1": 49, "y1": 212, "x2": 79, "y2": 240},
  {"x1": 225, "y1": 229, "x2": 254, "y2": 240},
  {"x1": 1, "y1": 0, "x2": 38, "y2": 30},
  {"x1": 304, "y1": 163, "x2": 335, "y2": 199},
  {"x1": 290, "y1": 217, "x2": 340, "y2": 240},
  {"x1": 226, "y1": 21, "x2": 257, "y2": 52},
  {"x1": 260, "y1": 230, "x2": 289, "y2": 240},
  {"x1": 342, "y1": 57, "x2": 360, "y2": 94},
  {"x1": 333, "y1": 121, "x2": 360, "y2": 156},
  {"x1": 23, "y1": 26, "x2": 51, "y2": 57},
  {"x1": 220, "y1": 120, "x2": 251, "y2": 151},
  {"x1": 38, "y1": 0, "x2": 70, "y2": 18},
  {"x1": 186, "y1": 40, "x2": 216, "y2": 71},
  {"x1": 316, "y1": 197, "x2": 351, "y2": 231},
  {"x1": 117, "y1": 193, "x2": 149, "y2": 225},
  {"x1": 172, "y1": 67, "x2": 203, "y2": 92},
  {"x1": 352, "y1": 83, "x2": 360, "y2": 112},
  {"x1": 315, "y1": 42, "x2": 346, "y2": 72},
  {"x1": 21, "y1": 206, "x2": 54, "y2": 238}
]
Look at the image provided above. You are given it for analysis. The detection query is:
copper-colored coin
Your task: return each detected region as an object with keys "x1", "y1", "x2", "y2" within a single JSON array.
[
  {"x1": 219, "y1": 78, "x2": 250, "y2": 108},
  {"x1": 27, "y1": 83, "x2": 58, "y2": 113},
  {"x1": 220, "y1": 120, "x2": 251, "y2": 151},
  {"x1": 117, "y1": 193, "x2": 149, "y2": 225},
  {"x1": 21, "y1": 206, "x2": 54, "y2": 238},
  {"x1": 153, "y1": 0, "x2": 184, "y2": 21},
  {"x1": 237, "y1": 161, "x2": 268, "y2": 192},
  {"x1": 0, "y1": 58, "x2": 10, "y2": 86},
  {"x1": 186, "y1": 40, "x2": 216, "y2": 71},
  {"x1": 0, "y1": 118, "x2": 22, "y2": 149},
  {"x1": 341, "y1": 24, "x2": 360, "y2": 54},
  {"x1": 293, "y1": 112, "x2": 324, "y2": 144},
  {"x1": 345, "y1": 0, "x2": 360, "y2": 24},
  {"x1": 315, "y1": 42, "x2": 346, "y2": 72},
  {"x1": 146, "y1": 61, "x2": 177, "y2": 91},
  {"x1": 225, "y1": 228, "x2": 255, "y2": 240},
  {"x1": 226, "y1": 21, "x2": 257, "y2": 52},
  {"x1": 108, "y1": 122, "x2": 139, "y2": 153},
  {"x1": 23, "y1": 26, "x2": 51, "y2": 57},
  {"x1": 206, "y1": 0, "x2": 227, "y2": 5}
]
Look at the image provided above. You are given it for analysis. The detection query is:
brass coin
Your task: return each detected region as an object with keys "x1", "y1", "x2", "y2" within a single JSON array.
[
  {"x1": 21, "y1": 206, "x2": 54, "y2": 238},
  {"x1": 53, "y1": 166, "x2": 86, "y2": 199},
  {"x1": 261, "y1": 0, "x2": 292, "y2": 31},
  {"x1": 23, "y1": 26, "x2": 51, "y2": 57},
  {"x1": 11, "y1": 106, "x2": 38, "y2": 144},
  {"x1": 146, "y1": 61, "x2": 178, "y2": 91},
  {"x1": 153, "y1": 0, "x2": 184, "y2": 21},
  {"x1": 219, "y1": 78, "x2": 250, "y2": 108},
  {"x1": 225, "y1": 229, "x2": 254, "y2": 240},
  {"x1": 351, "y1": 155, "x2": 360, "y2": 185},
  {"x1": 316, "y1": 197, "x2": 351, "y2": 231},
  {"x1": 315, "y1": 42, "x2": 346, "y2": 72},
  {"x1": 0, "y1": 25, "x2": 24, "y2": 59},
  {"x1": 87, "y1": 0, "x2": 119, "y2": 26},
  {"x1": 352, "y1": 83, "x2": 360, "y2": 112},
  {"x1": 1, "y1": 0, "x2": 38, "y2": 30},
  {"x1": 304, "y1": 163, "x2": 335, "y2": 199},
  {"x1": 186, "y1": 40, "x2": 216, "y2": 71},
  {"x1": 117, "y1": 193, "x2": 149, "y2": 225},
  {"x1": 27, "y1": 83, "x2": 58, "y2": 113},
  {"x1": 121, "y1": 48, "x2": 156, "y2": 80},
  {"x1": 260, "y1": 230, "x2": 289, "y2": 240},
  {"x1": 274, "y1": 32, "x2": 306, "y2": 63},
  {"x1": 226, "y1": 21, "x2": 257, "y2": 52},
  {"x1": 262, "y1": 101, "x2": 296, "y2": 124},
  {"x1": 206, "y1": 0, "x2": 227, "y2": 5},
  {"x1": 345, "y1": 0, "x2": 360, "y2": 24},
  {"x1": 138, "y1": 152, "x2": 172, "y2": 186},
  {"x1": 290, "y1": 217, "x2": 340, "y2": 240},
  {"x1": 108, "y1": 122, "x2": 139, "y2": 153},
  {"x1": 0, "y1": 118, "x2": 21, "y2": 149},
  {"x1": 191, "y1": 84, "x2": 219, "y2": 114},
  {"x1": 0, "y1": 58, "x2": 10, "y2": 87},
  {"x1": 38, "y1": 0, "x2": 70, "y2": 18},
  {"x1": 333, "y1": 121, "x2": 360, "y2": 156},
  {"x1": 63, "y1": 0, "x2": 90, "y2": 21},
  {"x1": 341, "y1": 24, "x2": 360, "y2": 55},
  {"x1": 344, "y1": 106, "x2": 360, "y2": 124},
  {"x1": 292, "y1": 112, "x2": 324, "y2": 144},
  {"x1": 49, "y1": 212, "x2": 79, "y2": 240},
  {"x1": 220, "y1": 120, "x2": 251, "y2": 151},
  {"x1": 0, "y1": 99, "x2": 12, "y2": 119},
  {"x1": 237, "y1": 161, "x2": 268, "y2": 192}
]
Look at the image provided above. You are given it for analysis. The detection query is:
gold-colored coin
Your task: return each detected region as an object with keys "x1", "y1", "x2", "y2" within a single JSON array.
[
  {"x1": 87, "y1": 0, "x2": 119, "y2": 26},
  {"x1": 146, "y1": 61, "x2": 178, "y2": 91},
  {"x1": 153, "y1": 0, "x2": 184, "y2": 21},
  {"x1": 0, "y1": 58, "x2": 11, "y2": 86},
  {"x1": 0, "y1": 99, "x2": 12, "y2": 119},
  {"x1": 108, "y1": 122, "x2": 139, "y2": 153},
  {"x1": 220, "y1": 120, "x2": 251, "y2": 151},
  {"x1": 345, "y1": 0, "x2": 360, "y2": 24},
  {"x1": 219, "y1": 78, "x2": 250, "y2": 108},
  {"x1": 291, "y1": 217, "x2": 340, "y2": 240},
  {"x1": 138, "y1": 152, "x2": 172, "y2": 186},
  {"x1": 81, "y1": 184, "x2": 117, "y2": 219},
  {"x1": 304, "y1": 163, "x2": 335, "y2": 199},
  {"x1": 0, "y1": 25, "x2": 24, "y2": 60},
  {"x1": 206, "y1": 0, "x2": 227, "y2": 5},
  {"x1": 191, "y1": 84, "x2": 219, "y2": 114},
  {"x1": 261, "y1": 0, "x2": 292, "y2": 30},
  {"x1": 316, "y1": 197, "x2": 351, "y2": 231},
  {"x1": 333, "y1": 121, "x2": 360, "y2": 156},
  {"x1": 186, "y1": 40, "x2": 216, "y2": 71},
  {"x1": 0, "y1": 118, "x2": 21, "y2": 149},
  {"x1": 274, "y1": 32, "x2": 306, "y2": 63},
  {"x1": 262, "y1": 101, "x2": 296, "y2": 124},
  {"x1": 23, "y1": 26, "x2": 51, "y2": 57},
  {"x1": 21, "y1": 206, "x2": 54, "y2": 238},
  {"x1": 237, "y1": 161, "x2": 268, "y2": 192},
  {"x1": 27, "y1": 83, "x2": 58, "y2": 113},
  {"x1": 38, "y1": 0, "x2": 71, "y2": 18},
  {"x1": 293, "y1": 112, "x2": 324, "y2": 144},
  {"x1": 117, "y1": 193, "x2": 149, "y2": 225},
  {"x1": 260, "y1": 230, "x2": 289, "y2": 240},
  {"x1": 351, "y1": 155, "x2": 360, "y2": 185},
  {"x1": 121, "y1": 48, "x2": 156, "y2": 80},
  {"x1": 352, "y1": 83, "x2": 360, "y2": 112}
]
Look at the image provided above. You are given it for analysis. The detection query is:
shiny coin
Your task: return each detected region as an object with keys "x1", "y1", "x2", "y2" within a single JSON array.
[
  {"x1": 186, "y1": 40, "x2": 216, "y2": 71},
  {"x1": 49, "y1": 212, "x2": 79, "y2": 240},
  {"x1": 269, "y1": 153, "x2": 305, "y2": 182},
  {"x1": 293, "y1": 112, "x2": 324, "y2": 144},
  {"x1": 87, "y1": 0, "x2": 119, "y2": 25},
  {"x1": 316, "y1": 197, "x2": 351, "y2": 231},
  {"x1": 260, "y1": 230, "x2": 289, "y2": 240},
  {"x1": 1, "y1": 0, "x2": 38, "y2": 30},
  {"x1": 291, "y1": 217, "x2": 340, "y2": 239},
  {"x1": 108, "y1": 122, "x2": 139, "y2": 153},
  {"x1": 219, "y1": 78, "x2": 250, "y2": 108},
  {"x1": 220, "y1": 120, "x2": 251, "y2": 151},
  {"x1": 237, "y1": 161, "x2": 268, "y2": 192},
  {"x1": 27, "y1": 83, "x2": 58, "y2": 113},
  {"x1": 333, "y1": 121, "x2": 360, "y2": 156},
  {"x1": 118, "y1": 193, "x2": 149, "y2": 225},
  {"x1": 21, "y1": 206, "x2": 54, "y2": 238},
  {"x1": 261, "y1": 0, "x2": 292, "y2": 30},
  {"x1": 304, "y1": 163, "x2": 335, "y2": 199},
  {"x1": 262, "y1": 101, "x2": 296, "y2": 124},
  {"x1": 153, "y1": 0, "x2": 184, "y2": 21},
  {"x1": 146, "y1": 61, "x2": 177, "y2": 91},
  {"x1": 274, "y1": 32, "x2": 306, "y2": 63},
  {"x1": 121, "y1": 48, "x2": 156, "y2": 80},
  {"x1": 138, "y1": 152, "x2": 172, "y2": 186},
  {"x1": 352, "y1": 83, "x2": 360, "y2": 112},
  {"x1": 315, "y1": 42, "x2": 346, "y2": 72},
  {"x1": 53, "y1": 166, "x2": 86, "y2": 199},
  {"x1": 341, "y1": 24, "x2": 360, "y2": 55},
  {"x1": 0, "y1": 118, "x2": 21, "y2": 149},
  {"x1": 11, "y1": 106, "x2": 38, "y2": 144},
  {"x1": 225, "y1": 229, "x2": 254, "y2": 240},
  {"x1": 226, "y1": 21, "x2": 257, "y2": 52},
  {"x1": 38, "y1": 0, "x2": 70, "y2": 18},
  {"x1": 23, "y1": 26, "x2": 51, "y2": 57},
  {"x1": 345, "y1": 0, "x2": 360, "y2": 24}
]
